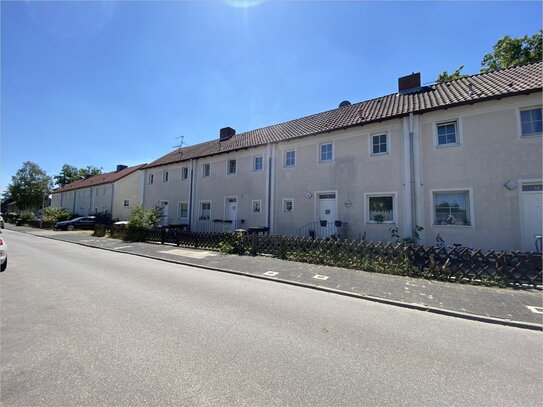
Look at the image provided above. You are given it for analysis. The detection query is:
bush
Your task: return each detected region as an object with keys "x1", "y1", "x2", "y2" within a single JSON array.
[
  {"x1": 128, "y1": 204, "x2": 162, "y2": 229},
  {"x1": 43, "y1": 207, "x2": 72, "y2": 223},
  {"x1": 219, "y1": 231, "x2": 250, "y2": 255}
]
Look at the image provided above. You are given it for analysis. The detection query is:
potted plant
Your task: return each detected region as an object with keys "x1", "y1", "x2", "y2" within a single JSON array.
[
  {"x1": 373, "y1": 214, "x2": 384, "y2": 224},
  {"x1": 334, "y1": 220, "x2": 342, "y2": 227}
]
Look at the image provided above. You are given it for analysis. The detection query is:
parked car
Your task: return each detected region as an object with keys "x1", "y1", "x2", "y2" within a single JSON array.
[
  {"x1": 54, "y1": 216, "x2": 96, "y2": 231},
  {"x1": 0, "y1": 232, "x2": 7, "y2": 271},
  {"x1": 0, "y1": 216, "x2": 4, "y2": 229}
]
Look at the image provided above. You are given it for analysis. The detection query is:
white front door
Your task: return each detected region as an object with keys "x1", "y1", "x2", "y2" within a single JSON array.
[
  {"x1": 160, "y1": 200, "x2": 169, "y2": 226},
  {"x1": 317, "y1": 193, "x2": 337, "y2": 237},
  {"x1": 521, "y1": 183, "x2": 542, "y2": 251},
  {"x1": 225, "y1": 198, "x2": 237, "y2": 231}
]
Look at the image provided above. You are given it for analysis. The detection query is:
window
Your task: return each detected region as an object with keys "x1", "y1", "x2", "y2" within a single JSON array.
[
  {"x1": 371, "y1": 134, "x2": 388, "y2": 155},
  {"x1": 203, "y1": 163, "x2": 210, "y2": 177},
  {"x1": 163, "y1": 171, "x2": 169, "y2": 183},
  {"x1": 227, "y1": 159, "x2": 237, "y2": 175},
  {"x1": 123, "y1": 200, "x2": 130, "y2": 207},
  {"x1": 436, "y1": 121, "x2": 458, "y2": 146},
  {"x1": 320, "y1": 143, "x2": 333, "y2": 162},
  {"x1": 182, "y1": 167, "x2": 189, "y2": 180},
  {"x1": 102, "y1": 188, "x2": 106, "y2": 196},
  {"x1": 520, "y1": 107, "x2": 542, "y2": 137},
  {"x1": 149, "y1": 174, "x2": 154, "y2": 185},
  {"x1": 199, "y1": 202, "x2": 211, "y2": 220},
  {"x1": 433, "y1": 191, "x2": 471, "y2": 226},
  {"x1": 177, "y1": 202, "x2": 189, "y2": 220},
  {"x1": 284, "y1": 150, "x2": 296, "y2": 167},
  {"x1": 367, "y1": 195, "x2": 395, "y2": 223},
  {"x1": 253, "y1": 156, "x2": 263, "y2": 172},
  {"x1": 283, "y1": 199, "x2": 293, "y2": 213},
  {"x1": 252, "y1": 200, "x2": 261, "y2": 213}
]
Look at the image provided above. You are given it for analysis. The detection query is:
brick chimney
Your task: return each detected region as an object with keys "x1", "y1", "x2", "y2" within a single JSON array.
[
  {"x1": 398, "y1": 72, "x2": 421, "y2": 93},
  {"x1": 220, "y1": 127, "x2": 236, "y2": 142}
]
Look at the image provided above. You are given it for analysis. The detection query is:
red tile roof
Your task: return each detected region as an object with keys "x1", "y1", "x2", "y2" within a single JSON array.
[
  {"x1": 54, "y1": 164, "x2": 146, "y2": 192},
  {"x1": 144, "y1": 62, "x2": 541, "y2": 169}
]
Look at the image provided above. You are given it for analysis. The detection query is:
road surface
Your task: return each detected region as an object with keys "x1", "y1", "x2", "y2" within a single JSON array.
[{"x1": 1, "y1": 230, "x2": 542, "y2": 406}]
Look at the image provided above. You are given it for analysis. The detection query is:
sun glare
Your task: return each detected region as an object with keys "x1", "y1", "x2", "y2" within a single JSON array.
[{"x1": 223, "y1": 0, "x2": 265, "y2": 9}]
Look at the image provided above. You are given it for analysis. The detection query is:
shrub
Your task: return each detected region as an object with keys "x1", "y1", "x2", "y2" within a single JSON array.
[
  {"x1": 43, "y1": 207, "x2": 72, "y2": 223},
  {"x1": 128, "y1": 204, "x2": 162, "y2": 229}
]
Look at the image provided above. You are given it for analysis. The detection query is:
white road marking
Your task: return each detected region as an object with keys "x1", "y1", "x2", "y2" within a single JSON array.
[
  {"x1": 263, "y1": 271, "x2": 279, "y2": 277},
  {"x1": 158, "y1": 249, "x2": 218, "y2": 259},
  {"x1": 113, "y1": 246, "x2": 133, "y2": 250},
  {"x1": 313, "y1": 274, "x2": 329, "y2": 281},
  {"x1": 526, "y1": 306, "x2": 543, "y2": 314}
]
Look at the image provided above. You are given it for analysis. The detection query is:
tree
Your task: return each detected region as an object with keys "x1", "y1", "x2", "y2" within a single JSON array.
[
  {"x1": 7, "y1": 162, "x2": 52, "y2": 210},
  {"x1": 78, "y1": 165, "x2": 102, "y2": 180},
  {"x1": 54, "y1": 164, "x2": 79, "y2": 187},
  {"x1": 436, "y1": 65, "x2": 468, "y2": 83},
  {"x1": 54, "y1": 164, "x2": 103, "y2": 187},
  {"x1": 435, "y1": 31, "x2": 542, "y2": 82},
  {"x1": 481, "y1": 31, "x2": 542, "y2": 72}
]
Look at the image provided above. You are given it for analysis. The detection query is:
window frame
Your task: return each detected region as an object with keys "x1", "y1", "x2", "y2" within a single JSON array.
[
  {"x1": 282, "y1": 198, "x2": 294, "y2": 213},
  {"x1": 435, "y1": 119, "x2": 461, "y2": 148},
  {"x1": 252, "y1": 199, "x2": 262, "y2": 214},
  {"x1": 319, "y1": 143, "x2": 333, "y2": 163},
  {"x1": 177, "y1": 201, "x2": 189, "y2": 221},
  {"x1": 149, "y1": 173, "x2": 154, "y2": 185},
  {"x1": 519, "y1": 106, "x2": 542, "y2": 138},
  {"x1": 284, "y1": 149, "x2": 296, "y2": 168},
  {"x1": 227, "y1": 159, "x2": 237, "y2": 175},
  {"x1": 370, "y1": 133, "x2": 389, "y2": 156},
  {"x1": 181, "y1": 167, "x2": 189, "y2": 180},
  {"x1": 203, "y1": 163, "x2": 210, "y2": 178},
  {"x1": 365, "y1": 192, "x2": 397, "y2": 224},
  {"x1": 199, "y1": 201, "x2": 212, "y2": 221},
  {"x1": 123, "y1": 199, "x2": 130, "y2": 208},
  {"x1": 430, "y1": 188, "x2": 474, "y2": 227},
  {"x1": 253, "y1": 155, "x2": 263, "y2": 172},
  {"x1": 163, "y1": 171, "x2": 169, "y2": 183}
]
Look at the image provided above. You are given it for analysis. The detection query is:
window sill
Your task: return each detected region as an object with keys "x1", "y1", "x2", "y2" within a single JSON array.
[
  {"x1": 366, "y1": 221, "x2": 395, "y2": 225},
  {"x1": 435, "y1": 143, "x2": 461, "y2": 149},
  {"x1": 521, "y1": 133, "x2": 542, "y2": 139},
  {"x1": 370, "y1": 152, "x2": 389, "y2": 157},
  {"x1": 432, "y1": 224, "x2": 473, "y2": 228}
]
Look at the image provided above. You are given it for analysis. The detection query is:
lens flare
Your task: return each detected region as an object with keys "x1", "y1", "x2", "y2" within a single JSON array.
[{"x1": 223, "y1": 0, "x2": 265, "y2": 8}]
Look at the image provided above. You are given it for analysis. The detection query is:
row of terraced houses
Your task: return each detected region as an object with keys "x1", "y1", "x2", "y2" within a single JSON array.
[{"x1": 51, "y1": 63, "x2": 543, "y2": 251}]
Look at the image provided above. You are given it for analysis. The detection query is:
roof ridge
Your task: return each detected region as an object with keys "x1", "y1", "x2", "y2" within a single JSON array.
[{"x1": 432, "y1": 61, "x2": 543, "y2": 85}]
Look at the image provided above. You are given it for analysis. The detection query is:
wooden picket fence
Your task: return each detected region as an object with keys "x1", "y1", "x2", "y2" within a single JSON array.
[{"x1": 107, "y1": 226, "x2": 542, "y2": 287}]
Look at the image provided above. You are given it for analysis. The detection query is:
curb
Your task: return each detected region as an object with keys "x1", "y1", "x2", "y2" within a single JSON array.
[{"x1": 9, "y1": 227, "x2": 543, "y2": 332}]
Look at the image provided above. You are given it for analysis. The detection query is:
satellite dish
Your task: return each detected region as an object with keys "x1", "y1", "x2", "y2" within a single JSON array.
[{"x1": 339, "y1": 100, "x2": 351, "y2": 108}]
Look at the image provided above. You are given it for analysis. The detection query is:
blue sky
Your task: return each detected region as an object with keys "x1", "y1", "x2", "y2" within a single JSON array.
[{"x1": 1, "y1": 0, "x2": 541, "y2": 194}]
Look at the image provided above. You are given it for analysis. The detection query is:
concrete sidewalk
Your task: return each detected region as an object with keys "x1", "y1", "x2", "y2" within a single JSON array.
[{"x1": 7, "y1": 225, "x2": 543, "y2": 330}]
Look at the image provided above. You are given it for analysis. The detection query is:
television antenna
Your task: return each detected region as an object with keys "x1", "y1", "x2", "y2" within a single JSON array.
[{"x1": 173, "y1": 135, "x2": 186, "y2": 149}]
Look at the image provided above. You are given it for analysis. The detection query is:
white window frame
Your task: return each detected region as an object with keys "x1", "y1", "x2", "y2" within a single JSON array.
[
  {"x1": 319, "y1": 143, "x2": 333, "y2": 162},
  {"x1": 181, "y1": 167, "x2": 189, "y2": 180},
  {"x1": 163, "y1": 171, "x2": 169, "y2": 183},
  {"x1": 252, "y1": 200, "x2": 262, "y2": 214},
  {"x1": 253, "y1": 155, "x2": 263, "y2": 172},
  {"x1": 282, "y1": 198, "x2": 294, "y2": 213},
  {"x1": 123, "y1": 199, "x2": 130, "y2": 208},
  {"x1": 177, "y1": 201, "x2": 189, "y2": 221},
  {"x1": 434, "y1": 119, "x2": 462, "y2": 148},
  {"x1": 365, "y1": 192, "x2": 397, "y2": 224},
  {"x1": 430, "y1": 188, "x2": 474, "y2": 228},
  {"x1": 199, "y1": 201, "x2": 212, "y2": 221},
  {"x1": 203, "y1": 163, "x2": 210, "y2": 178},
  {"x1": 369, "y1": 133, "x2": 389, "y2": 156},
  {"x1": 518, "y1": 106, "x2": 542, "y2": 138},
  {"x1": 227, "y1": 159, "x2": 237, "y2": 175},
  {"x1": 284, "y1": 149, "x2": 296, "y2": 168}
]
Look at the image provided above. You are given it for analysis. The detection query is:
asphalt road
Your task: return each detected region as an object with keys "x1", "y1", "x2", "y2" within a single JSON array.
[{"x1": 1, "y1": 230, "x2": 542, "y2": 406}]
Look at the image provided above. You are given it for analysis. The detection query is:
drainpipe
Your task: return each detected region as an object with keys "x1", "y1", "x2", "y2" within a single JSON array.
[
  {"x1": 265, "y1": 144, "x2": 272, "y2": 230},
  {"x1": 189, "y1": 159, "x2": 194, "y2": 230},
  {"x1": 408, "y1": 113, "x2": 417, "y2": 240}
]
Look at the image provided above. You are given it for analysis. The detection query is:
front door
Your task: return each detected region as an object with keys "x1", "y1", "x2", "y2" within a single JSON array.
[
  {"x1": 317, "y1": 193, "x2": 337, "y2": 237},
  {"x1": 160, "y1": 200, "x2": 169, "y2": 226},
  {"x1": 225, "y1": 197, "x2": 237, "y2": 231},
  {"x1": 521, "y1": 183, "x2": 542, "y2": 251}
]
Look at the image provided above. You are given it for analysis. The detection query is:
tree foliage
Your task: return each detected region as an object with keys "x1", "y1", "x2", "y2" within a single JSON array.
[
  {"x1": 54, "y1": 164, "x2": 103, "y2": 187},
  {"x1": 43, "y1": 207, "x2": 72, "y2": 223},
  {"x1": 481, "y1": 31, "x2": 542, "y2": 72},
  {"x1": 7, "y1": 161, "x2": 52, "y2": 210},
  {"x1": 436, "y1": 31, "x2": 542, "y2": 82},
  {"x1": 436, "y1": 65, "x2": 468, "y2": 83}
]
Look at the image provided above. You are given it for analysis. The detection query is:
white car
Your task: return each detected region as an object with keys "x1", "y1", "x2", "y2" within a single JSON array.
[
  {"x1": 0, "y1": 215, "x2": 4, "y2": 229},
  {"x1": 0, "y1": 232, "x2": 7, "y2": 272}
]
